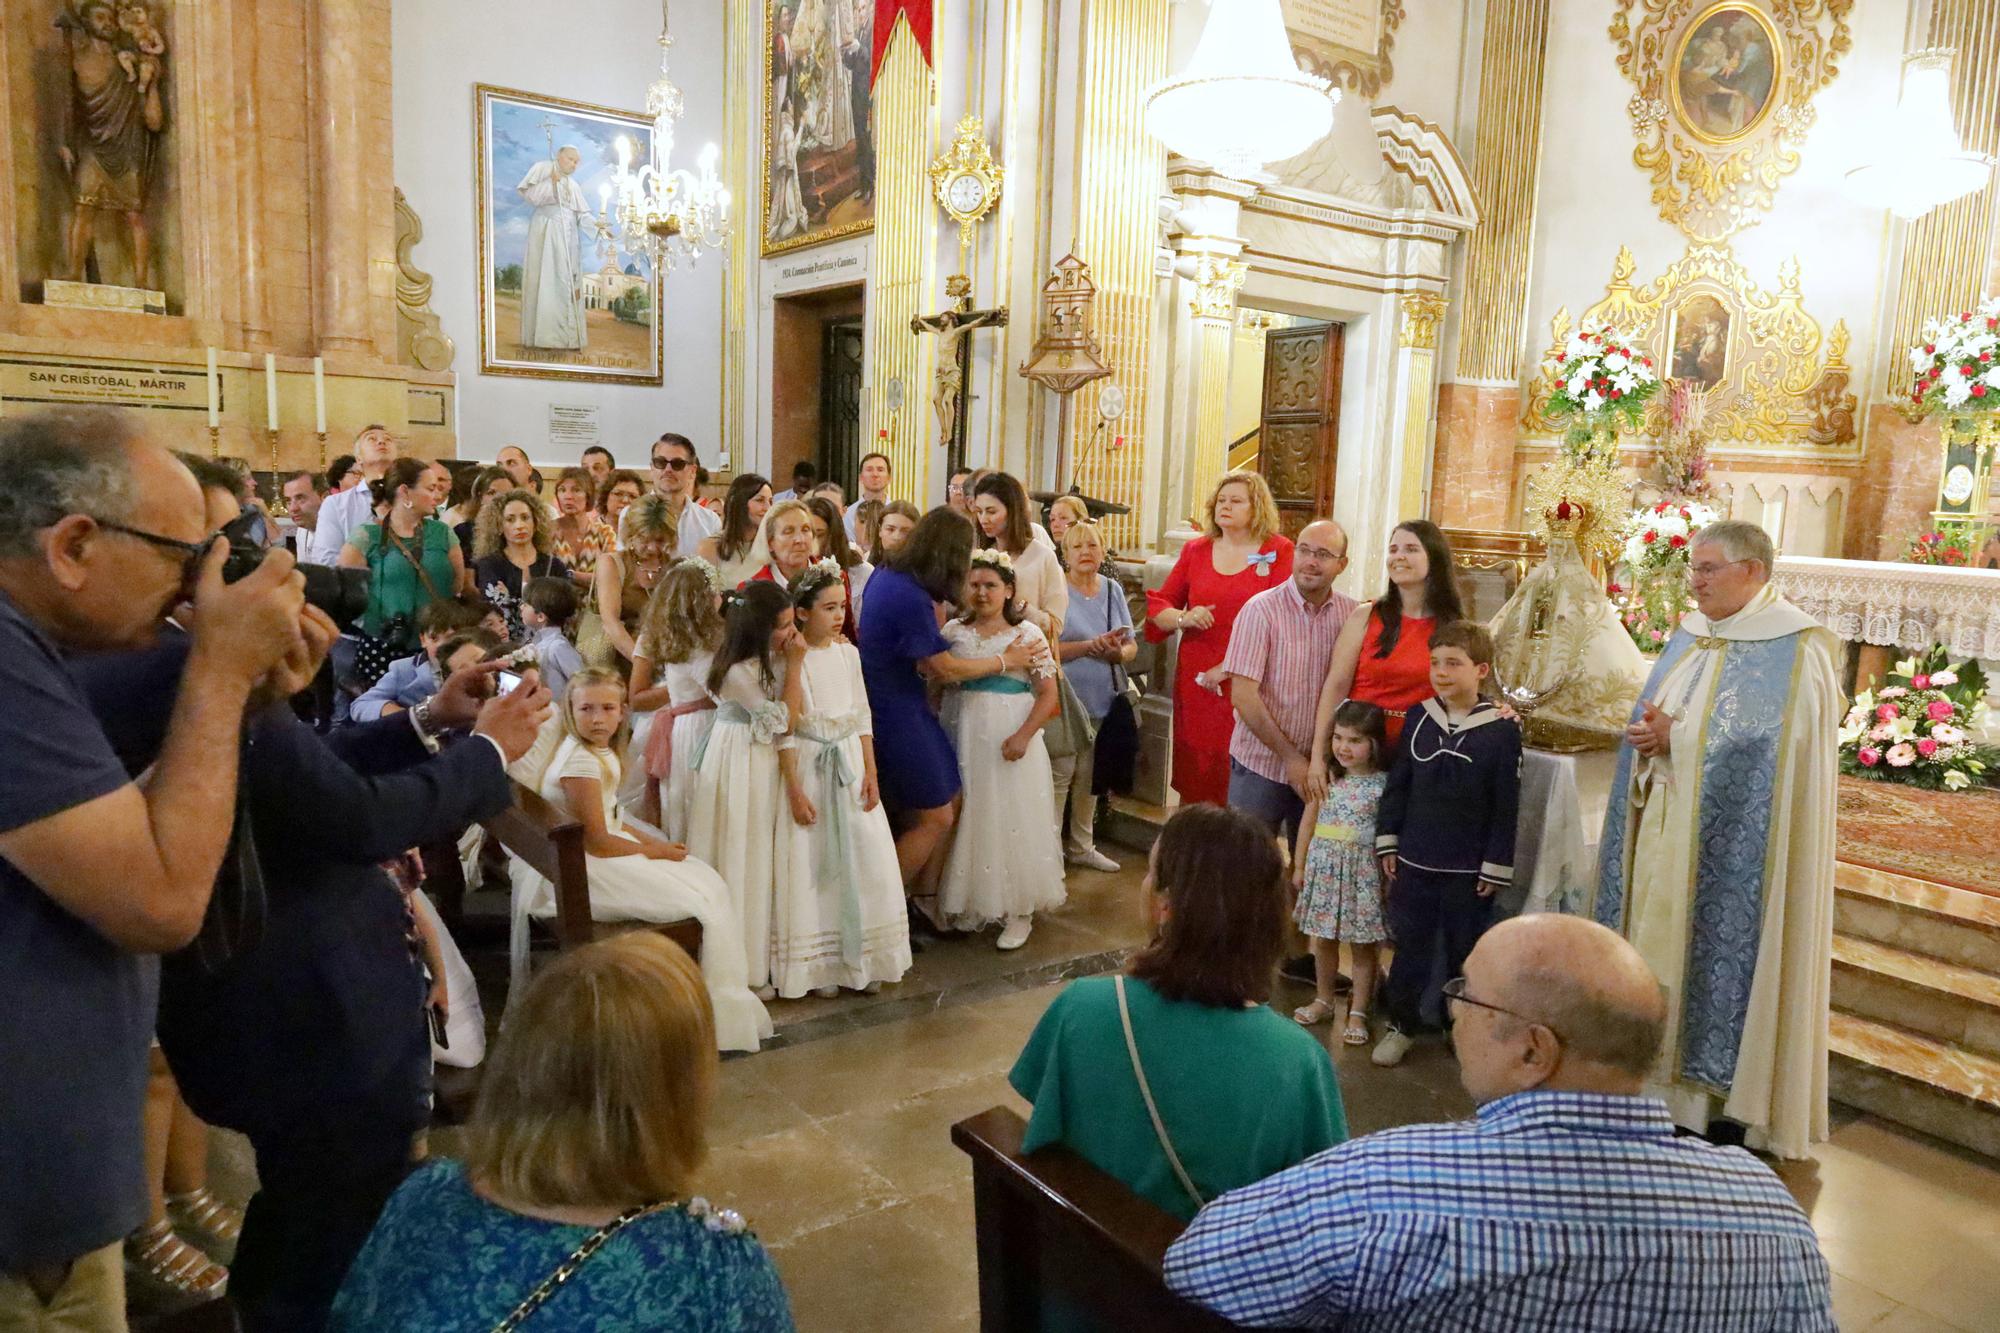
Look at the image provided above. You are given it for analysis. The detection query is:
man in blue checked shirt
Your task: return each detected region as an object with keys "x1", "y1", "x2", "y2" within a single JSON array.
[{"x1": 1163, "y1": 915, "x2": 1836, "y2": 1331}]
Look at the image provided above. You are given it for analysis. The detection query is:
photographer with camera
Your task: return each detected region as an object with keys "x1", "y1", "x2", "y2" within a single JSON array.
[
  {"x1": 75, "y1": 459, "x2": 552, "y2": 1331},
  {"x1": 0, "y1": 409, "x2": 310, "y2": 1330}
]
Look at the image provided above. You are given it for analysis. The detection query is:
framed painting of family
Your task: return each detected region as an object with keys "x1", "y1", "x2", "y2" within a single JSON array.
[
  {"x1": 762, "y1": 0, "x2": 876, "y2": 256},
  {"x1": 475, "y1": 84, "x2": 664, "y2": 385},
  {"x1": 1670, "y1": 2, "x2": 1782, "y2": 146}
]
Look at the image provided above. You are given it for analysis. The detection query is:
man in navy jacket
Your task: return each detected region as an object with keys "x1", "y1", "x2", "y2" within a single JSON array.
[{"x1": 73, "y1": 637, "x2": 547, "y2": 1332}]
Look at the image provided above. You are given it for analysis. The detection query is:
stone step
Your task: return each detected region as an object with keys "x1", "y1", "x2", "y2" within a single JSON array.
[
  {"x1": 1831, "y1": 934, "x2": 2000, "y2": 1060},
  {"x1": 1834, "y1": 862, "x2": 2000, "y2": 976},
  {"x1": 1828, "y1": 1011, "x2": 2000, "y2": 1160}
]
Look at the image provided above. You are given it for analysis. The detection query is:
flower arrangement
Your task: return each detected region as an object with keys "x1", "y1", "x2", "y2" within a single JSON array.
[
  {"x1": 1620, "y1": 499, "x2": 1722, "y2": 571},
  {"x1": 1839, "y1": 648, "x2": 1995, "y2": 792},
  {"x1": 1543, "y1": 318, "x2": 1662, "y2": 447},
  {"x1": 1905, "y1": 295, "x2": 2000, "y2": 413},
  {"x1": 1900, "y1": 523, "x2": 1981, "y2": 567}
]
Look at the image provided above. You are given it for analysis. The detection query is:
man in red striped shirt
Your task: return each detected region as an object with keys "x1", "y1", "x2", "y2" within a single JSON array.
[{"x1": 1220, "y1": 519, "x2": 1357, "y2": 837}]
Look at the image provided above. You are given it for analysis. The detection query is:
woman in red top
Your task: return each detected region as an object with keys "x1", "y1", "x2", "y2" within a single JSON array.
[
  {"x1": 752, "y1": 498, "x2": 857, "y2": 639},
  {"x1": 1146, "y1": 472, "x2": 1294, "y2": 806},
  {"x1": 1307, "y1": 520, "x2": 1464, "y2": 791}
]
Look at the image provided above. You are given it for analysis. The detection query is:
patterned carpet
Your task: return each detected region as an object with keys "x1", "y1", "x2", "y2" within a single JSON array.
[{"x1": 1836, "y1": 775, "x2": 2000, "y2": 895}]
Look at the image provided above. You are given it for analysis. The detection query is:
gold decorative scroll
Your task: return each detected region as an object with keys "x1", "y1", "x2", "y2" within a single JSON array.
[
  {"x1": 1188, "y1": 257, "x2": 1247, "y2": 323},
  {"x1": 1882, "y1": 0, "x2": 2000, "y2": 396},
  {"x1": 1521, "y1": 244, "x2": 1856, "y2": 446},
  {"x1": 1282, "y1": 0, "x2": 1407, "y2": 98},
  {"x1": 1399, "y1": 292, "x2": 1447, "y2": 349},
  {"x1": 1610, "y1": 0, "x2": 1853, "y2": 242},
  {"x1": 393, "y1": 189, "x2": 455, "y2": 373}
]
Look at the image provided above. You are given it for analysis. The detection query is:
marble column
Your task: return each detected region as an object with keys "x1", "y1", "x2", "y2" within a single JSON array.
[
  {"x1": 233, "y1": 1, "x2": 270, "y2": 346},
  {"x1": 313, "y1": 0, "x2": 374, "y2": 353}
]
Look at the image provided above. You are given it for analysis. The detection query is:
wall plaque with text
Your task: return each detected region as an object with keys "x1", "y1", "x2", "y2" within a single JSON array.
[{"x1": 0, "y1": 358, "x2": 210, "y2": 412}]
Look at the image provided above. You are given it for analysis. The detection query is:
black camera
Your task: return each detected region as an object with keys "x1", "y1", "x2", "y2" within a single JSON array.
[{"x1": 219, "y1": 510, "x2": 371, "y2": 628}]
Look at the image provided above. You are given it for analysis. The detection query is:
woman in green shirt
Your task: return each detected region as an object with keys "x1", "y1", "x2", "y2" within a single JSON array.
[
  {"x1": 1010, "y1": 803, "x2": 1347, "y2": 1221},
  {"x1": 339, "y1": 456, "x2": 466, "y2": 642}
]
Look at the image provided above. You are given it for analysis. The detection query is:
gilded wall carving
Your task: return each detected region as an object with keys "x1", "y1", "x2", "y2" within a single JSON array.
[
  {"x1": 393, "y1": 188, "x2": 455, "y2": 373},
  {"x1": 1283, "y1": 0, "x2": 1408, "y2": 99},
  {"x1": 1610, "y1": 0, "x2": 1853, "y2": 242},
  {"x1": 1522, "y1": 244, "x2": 1856, "y2": 446}
]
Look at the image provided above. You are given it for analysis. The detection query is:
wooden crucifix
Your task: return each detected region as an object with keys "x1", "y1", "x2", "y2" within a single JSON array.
[{"x1": 911, "y1": 274, "x2": 1008, "y2": 475}]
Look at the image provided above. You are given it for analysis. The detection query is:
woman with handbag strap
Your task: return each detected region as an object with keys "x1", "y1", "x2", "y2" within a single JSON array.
[
  {"x1": 339, "y1": 457, "x2": 465, "y2": 657},
  {"x1": 1009, "y1": 804, "x2": 1348, "y2": 1221},
  {"x1": 1051, "y1": 520, "x2": 1136, "y2": 873},
  {"x1": 329, "y1": 933, "x2": 793, "y2": 1332}
]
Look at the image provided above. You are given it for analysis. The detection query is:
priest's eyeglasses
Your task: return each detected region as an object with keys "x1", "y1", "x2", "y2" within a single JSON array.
[{"x1": 1442, "y1": 976, "x2": 1563, "y2": 1042}]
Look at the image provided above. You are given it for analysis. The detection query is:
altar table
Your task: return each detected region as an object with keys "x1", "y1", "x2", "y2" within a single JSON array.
[{"x1": 1774, "y1": 556, "x2": 2000, "y2": 669}]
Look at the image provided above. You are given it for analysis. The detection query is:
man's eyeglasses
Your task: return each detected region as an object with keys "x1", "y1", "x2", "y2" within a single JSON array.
[
  {"x1": 1688, "y1": 558, "x2": 1746, "y2": 580},
  {"x1": 95, "y1": 519, "x2": 219, "y2": 587},
  {"x1": 1296, "y1": 544, "x2": 1347, "y2": 562},
  {"x1": 1442, "y1": 976, "x2": 1560, "y2": 1041},
  {"x1": 651, "y1": 455, "x2": 692, "y2": 472}
]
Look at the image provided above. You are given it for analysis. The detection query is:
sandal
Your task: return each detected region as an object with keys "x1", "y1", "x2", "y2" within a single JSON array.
[
  {"x1": 167, "y1": 1188, "x2": 244, "y2": 1250},
  {"x1": 1293, "y1": 998, "x2": 1338, "y2": 1027},
  {"x1": 126, "y1": 1218, "x2": 228, "y2": 1299},
  {"x1": 1342, "y1": 1010, "x2": 1372, "y2": 1046}
]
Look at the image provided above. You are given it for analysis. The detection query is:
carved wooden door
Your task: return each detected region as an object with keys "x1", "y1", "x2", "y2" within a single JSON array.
[{"x1": 1257, "y1": 322, "x2": 1342, "y2": 539}]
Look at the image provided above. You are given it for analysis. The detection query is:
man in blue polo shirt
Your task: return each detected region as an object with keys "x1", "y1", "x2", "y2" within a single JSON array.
[{"x1": 0, "y1": 409, "x2": 311, "y2": 1329}]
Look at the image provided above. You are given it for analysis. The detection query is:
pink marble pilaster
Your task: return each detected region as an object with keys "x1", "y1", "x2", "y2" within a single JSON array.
[{"x1": 1431, "y1": 383, "x2": 1520, "y2": 529}]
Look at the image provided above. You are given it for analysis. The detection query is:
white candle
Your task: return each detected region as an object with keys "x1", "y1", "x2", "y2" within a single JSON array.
[
  {"x1": 264, "y1": 354, "x2": 278, "y2": 431},
  {"x1": 205, "y1": 347, "x2": 219, "y2": 428},
  {"x1": 312, "y1": 357, "x2": 326, "y2": 434}
]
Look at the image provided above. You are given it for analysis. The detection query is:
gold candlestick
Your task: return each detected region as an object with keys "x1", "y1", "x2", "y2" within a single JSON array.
[
  {"x1": 317, "y1": 430, "x2": 328, "y2": 469},
  {"x1": 267, "y1": 427, "x2": 279, "y2": 486},
  {"x1": 208, "y1": 424, "x2": 220, "y2": 459}
]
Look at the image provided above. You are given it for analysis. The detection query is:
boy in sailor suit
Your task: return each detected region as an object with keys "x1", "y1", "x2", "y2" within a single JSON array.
[{"x1": 1369, "y1": 620, "x2": 1522, "y2": 1067}]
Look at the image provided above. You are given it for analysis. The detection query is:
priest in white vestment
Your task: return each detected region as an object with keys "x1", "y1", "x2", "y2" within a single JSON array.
[
  {"x1": 1595, "y1": 520, "x2": 1839, "y2": 1159},
  {"x1": 515, "y1": 146, "x2": 590, "y2": 351}
]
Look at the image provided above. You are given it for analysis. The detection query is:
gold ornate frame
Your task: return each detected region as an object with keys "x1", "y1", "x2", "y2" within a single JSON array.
[
  {"x1": 760, "y1": 1, "x2": 877, "y2": 258},
  {"x1": 1664, "y1": 292, "x2": 1734, "y2": 388},
  {"x1": 1522, "y1": 244, "x2": 1856, "y2": 447},
  {"x1": 1611, "y1": 0, "x2": 1853, "y2": 242},
  {"x1": 473, "y1": 84, "x2": 664, "y2": 386},
  {"x1": 1669, "y1": 2, "x2": 1783, "y2": 146},
  {"x1": 1285, "y1": 0, "x2": 1408, "y2": 99}
]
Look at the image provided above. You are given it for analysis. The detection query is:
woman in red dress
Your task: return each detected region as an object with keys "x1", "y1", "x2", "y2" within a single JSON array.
[
  {"x1": 1307, "y1": 520, "x2": 1464, "y2": 792},
  {"x1": 751, "y1": 498, "x2": 857, "y2": 639},
  {"x1": 1146, "y1": 472, "x2": 1294, "y2": 806}
]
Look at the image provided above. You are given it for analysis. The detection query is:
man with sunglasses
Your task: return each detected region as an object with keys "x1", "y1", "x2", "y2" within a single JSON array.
[
  {"x1": 0, "y1": 408, "x2": 313, "y2": 1330},
  {"x1": 649, "y1": 431, "x2": 720, "y2": 557},
  {"x1": 1166, "y1": 915, "x2": 1836, "y2": 1331}
]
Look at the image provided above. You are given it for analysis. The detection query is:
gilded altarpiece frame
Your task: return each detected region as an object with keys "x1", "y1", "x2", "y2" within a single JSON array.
[
  {"x1": 1611, "y1": 0, "x2": 1853, "y2": 242},
  {"x1": 1523, "y1": 245, "x2": 1856, "y2": 447}
]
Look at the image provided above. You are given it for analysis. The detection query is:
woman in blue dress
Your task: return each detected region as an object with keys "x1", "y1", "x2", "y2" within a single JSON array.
[
  {"x1": 858, "y1": 508, "x2": 1037, "y2": 912},
  {"x1": 329, "y1": 933, "x2": 793, "y2": 1332}
]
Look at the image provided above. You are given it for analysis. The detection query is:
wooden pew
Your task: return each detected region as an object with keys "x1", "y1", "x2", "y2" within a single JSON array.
[
  {"x1": 484, "y1": 780, "x2": 704, "y2": 962},
  {"x1": 951, "y1": 1106, "x2": 1240, "y2": 1333}
]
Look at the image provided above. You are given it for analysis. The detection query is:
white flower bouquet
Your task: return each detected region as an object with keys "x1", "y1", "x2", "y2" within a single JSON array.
[
  {"x1": 1542, "y1": 318, "x2": 1661, "y2": 447},
  {"x1": 1906, "y1": 295, "x2": 2000, "y2": 413}
]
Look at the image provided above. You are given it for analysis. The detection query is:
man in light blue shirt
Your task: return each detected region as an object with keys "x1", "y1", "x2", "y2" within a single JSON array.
[{"x1": 1164, "y1": 915, "x2": 1837, "y2": 1332}]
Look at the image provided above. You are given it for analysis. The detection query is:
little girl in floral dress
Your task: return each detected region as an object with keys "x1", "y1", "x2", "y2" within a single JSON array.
[{"x1": 1290, "y1": 700, "x2": 1391, "y2": 1044}]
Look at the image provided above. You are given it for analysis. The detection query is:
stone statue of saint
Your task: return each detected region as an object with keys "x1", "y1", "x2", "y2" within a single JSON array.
[
  {"x1": 57, "y1": 0, "x2": 168, "y2": 291},
  {"x1": 515, "y1": 146, "x2": 591, "y2": 352}
]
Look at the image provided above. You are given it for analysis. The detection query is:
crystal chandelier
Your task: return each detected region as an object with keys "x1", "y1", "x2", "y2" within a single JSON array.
[
  {"x1": 605, "y1": 0, "x2": 730, "y2": 270},
  {"x1": 1845, "y1": 49, "x2": 1993, "y2": 221},
  {"x1": 1144, "y1": 0, "x2": 1338, "y2": 180}
]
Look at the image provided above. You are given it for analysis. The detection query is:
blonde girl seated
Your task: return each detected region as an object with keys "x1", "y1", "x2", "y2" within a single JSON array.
[
  {"x1": 508, "y1": 668, "x2": 772, "y2": 1053},
  {"x1": 1289, "y1": 700, "x2": 1391, "y2": 1044},
  {"x1": 772, "y1": 560, "x2": 913, "y2": 998}
]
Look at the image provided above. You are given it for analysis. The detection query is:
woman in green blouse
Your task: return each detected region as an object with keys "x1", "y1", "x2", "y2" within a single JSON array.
[
  {"x1": 1010, "y1": 803, "x2": 1347, "y2": 1221},
  {"x1": 338, "y1": 456, "x2": 466, "y2": 642}
]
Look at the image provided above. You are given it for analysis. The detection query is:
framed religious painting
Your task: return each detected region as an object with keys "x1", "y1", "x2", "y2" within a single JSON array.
[
  {"x1": 1669, "y1": 3, "x2": 1781, "y2": 145},
  {"x1": 474, "y1": 84, "x2": 664, "y2": 385},
  {"x1": 762, "y1": 0, "x2": 876, "y2": 256},
  {"x1": 1667, "y1": 292, "x2": 1733, "y2": 388}
]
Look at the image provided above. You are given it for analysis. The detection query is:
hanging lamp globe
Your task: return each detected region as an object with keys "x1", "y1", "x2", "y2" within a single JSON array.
[
  {"x1": 1144, "y1": 0, "x2": 1338, "y2": 180},
  {"x1": 1845, "y1": 49, "x2": 1993, "y2": 221}
]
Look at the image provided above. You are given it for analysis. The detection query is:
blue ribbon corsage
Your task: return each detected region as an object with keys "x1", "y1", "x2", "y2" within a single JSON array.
[{"x1": 1246, "y1": 550, "x2": 1277, "y2": 578}]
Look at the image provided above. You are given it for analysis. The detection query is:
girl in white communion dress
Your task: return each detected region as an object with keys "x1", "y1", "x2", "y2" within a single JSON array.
[{"x1": 509, "y1": 668, "x2": 772, "y2": 1052}]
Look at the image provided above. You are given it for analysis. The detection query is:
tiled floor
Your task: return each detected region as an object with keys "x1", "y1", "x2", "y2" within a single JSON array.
[{"x1": 183, "y1": 854, "x2": 2000, "y2": 1333}]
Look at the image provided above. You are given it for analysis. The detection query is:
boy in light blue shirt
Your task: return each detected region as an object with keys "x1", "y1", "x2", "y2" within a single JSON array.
[
  {"x1": 520, "y1": 576, "x2": 584, "y2": 700},
  {"x1": 347, "y1": 601, "x2": 483, "y2": 721}
]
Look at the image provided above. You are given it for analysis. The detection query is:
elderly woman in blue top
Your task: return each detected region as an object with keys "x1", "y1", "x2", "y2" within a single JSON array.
[
  {"x1": 330, "y1": 933, "x2": 793, "y2": 1332},
  {"x1": 1163, "y1": 915, "x2": 1837, "y2": 1332}
]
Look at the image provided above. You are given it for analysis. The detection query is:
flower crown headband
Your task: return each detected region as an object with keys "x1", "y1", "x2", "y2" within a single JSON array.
[
  {"x1": 970, "y1": 547, "x2": 1015, "y2": 574},
  {"x1": 795, "y1": 556, "x2": 844, "y2": 599}
]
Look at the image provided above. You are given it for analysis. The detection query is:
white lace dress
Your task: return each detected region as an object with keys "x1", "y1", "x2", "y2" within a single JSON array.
[
  {"x1": 510, "y1": 736, "x2": 773, "y2": 1053},
  {"x1": 937, "y1": 620, "x2": 1067, "y2": 928},
  {"x1": 685, "y1": 659, "x2": 790, "y2": 991},
  {"x1": 655, "y1": 648, "x2": 718, "y2": 843},
  {"x1": 772, "y1": 642, "x2": 913, "y2": 997}
]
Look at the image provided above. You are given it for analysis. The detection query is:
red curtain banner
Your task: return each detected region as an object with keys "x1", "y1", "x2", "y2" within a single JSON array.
[{"x1": 871, "y1": 0, "x2": 934, "y2": 88}]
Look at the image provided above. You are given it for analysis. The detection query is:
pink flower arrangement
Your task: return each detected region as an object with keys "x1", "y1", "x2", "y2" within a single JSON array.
[{"x1": 1841, "y1": 647, "x2": 1994, "y2": 792}]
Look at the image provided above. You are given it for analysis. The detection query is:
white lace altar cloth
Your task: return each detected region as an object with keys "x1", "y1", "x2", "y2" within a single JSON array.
[{"x1": 1774, "y1": 557, "x2": 2000, "y2": 660}]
